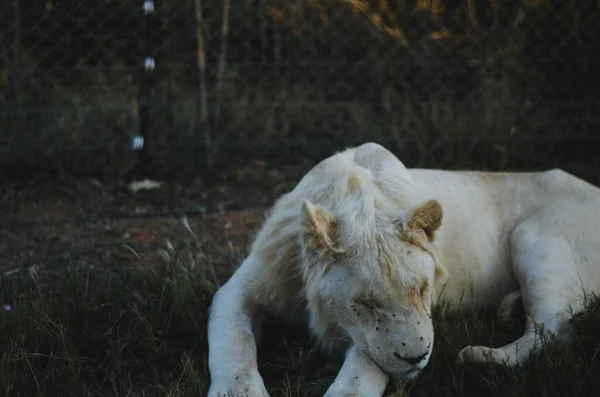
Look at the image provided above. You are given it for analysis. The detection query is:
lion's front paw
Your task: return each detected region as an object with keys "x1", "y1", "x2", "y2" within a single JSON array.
[
  {"x1": 208, "y1": 374, "x2": 270, "y2": 397},
  {"x1": 323, "y1": 379, "x2": 381, "y2": 397},
  {"x1": 322, "y1": 382, "x2": 358, "y2": 397},
  {"x1": 208, "y1": 385, "x2": 269, "y2": 397}
]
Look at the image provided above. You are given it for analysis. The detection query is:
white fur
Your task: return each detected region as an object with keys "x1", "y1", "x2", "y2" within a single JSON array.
[{"x1": 207, "y1": 142, "x2": 600, "y2": 397}]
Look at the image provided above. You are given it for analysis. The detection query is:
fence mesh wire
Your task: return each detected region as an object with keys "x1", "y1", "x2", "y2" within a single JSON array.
[{"x1": 1, "y1": 0, "x2": 599, "y2": 181}]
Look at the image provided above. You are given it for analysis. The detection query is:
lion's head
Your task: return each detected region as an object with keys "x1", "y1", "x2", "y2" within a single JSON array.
[{"x1": 299, "y1": 196, "x2": 447, "y2": 381}]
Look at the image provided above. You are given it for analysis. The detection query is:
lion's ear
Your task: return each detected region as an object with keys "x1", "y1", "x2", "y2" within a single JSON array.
[
  {"x1": 300, "y1": 200, "x2": 339, "y2": 253},
  {"x1": 403, "y1": 199, "x2": 443, "y2": 242}
]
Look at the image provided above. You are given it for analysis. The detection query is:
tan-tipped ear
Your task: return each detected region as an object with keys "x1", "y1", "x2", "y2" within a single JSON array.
[
  {"x1": 406, "y1": 199, "x2": 443, "y2": 241},
  {"x1": 300, "y1": 200, "x2": 338, "y2": 252}
]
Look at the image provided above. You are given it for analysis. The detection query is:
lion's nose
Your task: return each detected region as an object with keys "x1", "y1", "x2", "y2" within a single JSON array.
[{"x1": 393, "y1": 350, "x2": 428, "y2": 365}]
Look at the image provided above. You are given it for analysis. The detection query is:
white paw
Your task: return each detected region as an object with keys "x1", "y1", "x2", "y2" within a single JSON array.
[
  {"x1": 323, "y1": 382, "x2": 358, "y2": 397},
  {"x1": 323, "y1": 379, "x2": 382, "y2": 397},
  {"x1": 456, "y1": 345, "x2": 494, "y2": 365},
  {"x1": 208, "y1": 374, "x2": 270, "y2": 397}
]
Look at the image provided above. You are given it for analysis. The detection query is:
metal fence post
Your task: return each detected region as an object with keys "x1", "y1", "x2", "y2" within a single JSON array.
[{"x1": 133, "y1": 0, "x2": 156, "y2": 178}]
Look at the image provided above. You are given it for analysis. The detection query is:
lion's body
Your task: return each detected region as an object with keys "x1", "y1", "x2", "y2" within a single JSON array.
[
  {"x1": 408, "y1": 168, "x2": 600, "y2": 312},
  {"x1": 207, "y1": 143, "x2": 600, "y2": 397}
]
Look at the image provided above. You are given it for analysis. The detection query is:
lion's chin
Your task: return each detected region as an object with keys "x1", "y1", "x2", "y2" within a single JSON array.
[
  {"x1": 393, "y1": 368, "x2": 422, "y2": 384},
  {"x1": 404, "y1": 370, "x2": 421, "y2": 381},
  {"x1": 372, "y1": 362, "x2": 423, "y2": 385}
]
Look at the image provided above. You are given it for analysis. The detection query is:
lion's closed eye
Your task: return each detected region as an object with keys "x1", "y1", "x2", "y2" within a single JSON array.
[{"x1": 352, "y1": 296, "x2": 380, "y2": 312}]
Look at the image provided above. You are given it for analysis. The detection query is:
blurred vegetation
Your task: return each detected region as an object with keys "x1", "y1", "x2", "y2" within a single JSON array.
[{"x1": 0, "y1": 0, "x2": 599, "y2": 181}]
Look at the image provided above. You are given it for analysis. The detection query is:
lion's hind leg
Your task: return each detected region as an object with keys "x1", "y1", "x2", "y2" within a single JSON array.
[{"x1": 457, "y1": 227, "x2": 584, "y2": 367}]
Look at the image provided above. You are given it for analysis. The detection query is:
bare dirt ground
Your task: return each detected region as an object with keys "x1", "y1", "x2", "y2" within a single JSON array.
[{"x1": 1, "y1": 164, "x2": 304, "y2": 275}]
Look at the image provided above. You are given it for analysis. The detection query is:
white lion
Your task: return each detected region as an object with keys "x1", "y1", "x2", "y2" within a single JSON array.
[{"x1": 207, "y1": 142, "x2": 600, "y2": 397}]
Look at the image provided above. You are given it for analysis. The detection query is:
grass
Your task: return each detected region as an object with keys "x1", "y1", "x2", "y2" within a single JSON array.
[{"x1": 2, "y1": 220, "x2": 600, "y2": 397}]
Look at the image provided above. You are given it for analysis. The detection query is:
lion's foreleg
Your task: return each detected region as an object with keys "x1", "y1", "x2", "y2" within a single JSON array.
[
  {"x1": 207, "y1": 257, "x2": 270, "y2": 397},
  {"x1": 323, "y1": 345, "x2": 389, "y2": 397}
]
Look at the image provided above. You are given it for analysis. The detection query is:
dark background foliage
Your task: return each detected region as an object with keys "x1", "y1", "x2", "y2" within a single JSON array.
[{"x1": 1, "y1": 0, "x2": 598, "y2": 181}]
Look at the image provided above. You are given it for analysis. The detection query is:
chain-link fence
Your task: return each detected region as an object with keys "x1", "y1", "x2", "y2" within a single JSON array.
[{"x1": 1, "y1": 1, "x2": 599, "y2": 181}]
